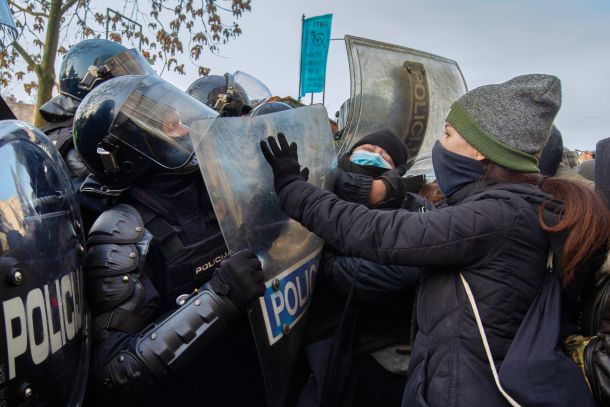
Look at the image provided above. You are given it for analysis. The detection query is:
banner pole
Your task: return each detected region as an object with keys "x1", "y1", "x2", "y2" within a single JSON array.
[{"x1": 298, "y1": 14, "x2": 305, "y2": 103}]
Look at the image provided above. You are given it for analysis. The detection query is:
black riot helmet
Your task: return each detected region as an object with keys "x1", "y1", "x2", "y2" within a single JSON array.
[
  {"x1": 59, "y1": 39, "x2": 155, "y2": 101},
  {"x1": 186, "y1": 71, "x2": 271, "y2": 117},
  {"x1": 73, "y1": 74, "x2": 218, "y2": 189},
  {"x1": 0, "y1": 120, "x2": 89, "y2": 406}
]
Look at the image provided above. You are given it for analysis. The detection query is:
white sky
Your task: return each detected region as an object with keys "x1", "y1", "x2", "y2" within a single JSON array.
[
  {"x1": 164, "y1": 0, "x2": 609, "y2": 151},
  {"x1": 8, "y1": 0, "x2": 610, "y2": 150}
]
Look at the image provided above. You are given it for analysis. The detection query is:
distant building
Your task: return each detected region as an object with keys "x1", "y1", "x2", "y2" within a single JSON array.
[{"x1": 4, "y1": 95, "x2": 35, "y2": 123}]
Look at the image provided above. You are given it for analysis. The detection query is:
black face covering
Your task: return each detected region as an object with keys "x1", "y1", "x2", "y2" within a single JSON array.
[
  {"x1": 431, "y1": 141, "x2": 485, "y2": 197},
  {"x1": 338, "y1": 154, "x2": 388, "y2": 178}
]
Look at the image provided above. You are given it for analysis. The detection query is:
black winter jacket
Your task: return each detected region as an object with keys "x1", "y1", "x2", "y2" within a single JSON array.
[{"x1": 279, "y1": 179, "x2": 555, "y2": 407}]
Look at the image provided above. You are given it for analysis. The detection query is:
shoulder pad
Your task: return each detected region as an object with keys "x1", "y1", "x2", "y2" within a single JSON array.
[
  {"x1": 85, "y1": 243, "x2": 139, "y2": 278},
  {"x1": 88, "y1": 204, "x2": 145, "y2": 245}
]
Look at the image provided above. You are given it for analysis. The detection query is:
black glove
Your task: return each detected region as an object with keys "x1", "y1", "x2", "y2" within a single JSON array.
[
  {"x1": 209, "y1": 249, "x2": 265, "y2": 309},
  {"x1": 260, "y1": 132, "x2": 309, "y2": 192},
  {"x1": 376, "y1": 165, "x2": 407, "y2": 205}
]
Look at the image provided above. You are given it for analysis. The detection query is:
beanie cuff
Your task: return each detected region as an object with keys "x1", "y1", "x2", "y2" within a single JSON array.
[{"x1": 446, "y1": 102, "x2": 540, "y2": 173}]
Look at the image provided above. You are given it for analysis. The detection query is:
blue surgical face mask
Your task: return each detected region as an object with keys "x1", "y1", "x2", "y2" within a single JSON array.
[
  {"x1": 431, "y1": 141, "x2": 485, "y2": 197},
  {"x1": 350, "y1": 150, "x2": 393, "y2": 169}
]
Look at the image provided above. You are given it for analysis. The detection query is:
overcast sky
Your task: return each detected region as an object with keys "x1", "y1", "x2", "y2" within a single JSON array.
[
  {"x1": 7, "y1": 0, "x2": 609, "y2": 150},
  {"x1": 160, "y1": 0, "x2": 609, "y2": 150}
]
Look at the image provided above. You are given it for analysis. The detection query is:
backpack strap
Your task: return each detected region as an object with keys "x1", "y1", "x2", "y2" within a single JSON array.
[{"x1": 460, "y1": 271, "x2": 523, "y2": 407}]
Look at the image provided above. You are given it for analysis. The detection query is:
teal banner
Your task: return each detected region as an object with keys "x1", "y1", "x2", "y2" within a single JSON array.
[{"x1": 300, "y1": 14, "x2": 333, "y2": 96}]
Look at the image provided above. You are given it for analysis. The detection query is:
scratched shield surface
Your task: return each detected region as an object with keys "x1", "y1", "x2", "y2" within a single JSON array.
[
  {"x1": 338, "y1": 35, "x2": 468, "y2": 179},
  {"x1": 191, "y1": 104, "x2": 336, "y2": 407}
]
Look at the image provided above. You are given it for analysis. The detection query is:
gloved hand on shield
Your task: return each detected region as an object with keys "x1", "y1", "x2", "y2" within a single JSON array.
[
  {"x1": 260, "y1": 132, "x2": 310, "y2": 193},
  {"x1": 374, "y1": 165, "x2": 408, "y2": 205},
  {"x1": 209, "y1": 249, "x2": 266, "y2": 309}
]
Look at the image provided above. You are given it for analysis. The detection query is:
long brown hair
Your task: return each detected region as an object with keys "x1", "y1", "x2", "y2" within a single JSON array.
[{"x1": 482, "y1": 162, "x2": 610, "y2": 285}]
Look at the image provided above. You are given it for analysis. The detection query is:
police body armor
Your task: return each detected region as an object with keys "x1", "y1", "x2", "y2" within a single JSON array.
[
  {"x1": 83, "y1": 179, "x2": 243, "y2": 405},
  {"x1": 0, "y1": 120, "x2": 89, "y2": 406},
  {"x1": 124, "y1": 173, "x2": 229, "y2": 308},
  {"x1": 72, "y1": 74, "x2": 266, "y2": 405}
]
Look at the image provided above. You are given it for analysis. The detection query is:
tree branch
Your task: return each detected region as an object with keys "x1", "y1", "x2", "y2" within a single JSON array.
[
  {"x1": 59, "y1": 0, "x2": 79, "y2": 16},
  {"x1": 10, "y1": 2, "x2": 49, "y2": 18},
  {"x1": 11, "y1": 41, "x2": 41, "y2": 76}
]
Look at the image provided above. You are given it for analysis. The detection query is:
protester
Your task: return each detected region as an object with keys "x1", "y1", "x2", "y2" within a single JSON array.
[
  {"x1": 261, "y1": 74, "x2": 610, "y2": 406},
  {"x1": 298, "y1": 129, "x2": 421, "y2": 407}
]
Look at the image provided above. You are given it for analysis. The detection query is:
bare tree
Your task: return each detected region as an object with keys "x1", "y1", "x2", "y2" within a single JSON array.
[{"x1": 1, "y1": 0, "x2": 252, "y2": 126}]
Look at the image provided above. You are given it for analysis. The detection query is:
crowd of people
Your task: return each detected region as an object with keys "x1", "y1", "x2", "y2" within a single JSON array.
[{"x1": 1, "y1": 35, "x2": 610, "y2": 407}]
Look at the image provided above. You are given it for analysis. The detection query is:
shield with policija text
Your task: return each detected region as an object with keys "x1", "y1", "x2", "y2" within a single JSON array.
[
  {"x1": 0, "y1": 120, "x2": 89, "y2": 406},
  {"x1": 191, "y1": 104, "x2": 337, "y2": 407},
  {"x1": 337, "y1": 35, "x2": 468, "y2": 180}
]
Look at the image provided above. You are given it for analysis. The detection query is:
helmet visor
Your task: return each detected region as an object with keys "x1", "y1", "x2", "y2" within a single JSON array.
[
  {"x1": 104, "y1": 48, "x2": 156, "y2": 77},
  {"x1": 111, "y1": 75, "x2": 218, "y2": 169},
  {"x1": 233, "y1": 71, "x2": 272, "y2": 107}
]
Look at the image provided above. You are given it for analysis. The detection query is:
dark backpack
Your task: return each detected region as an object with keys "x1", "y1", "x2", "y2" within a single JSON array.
[{"x1": 579, "y1": 270, "x2": 610, "y2": 405}]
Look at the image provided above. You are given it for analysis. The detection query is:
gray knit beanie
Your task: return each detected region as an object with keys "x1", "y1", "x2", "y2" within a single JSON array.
[{"x1": 446, "y1": 74, "x2": 562, "y2": 172}]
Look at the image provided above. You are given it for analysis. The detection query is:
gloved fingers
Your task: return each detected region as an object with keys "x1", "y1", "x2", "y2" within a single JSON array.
[
  {"x1": 266, "y1": 135, "x2": 283, "y2": 157},
  {"x1": 277, "y1": 132, "x2": 291, "y2": 155},
  {"x1": 230, "y1": 248, "x2": 257, "y2": 261},
  {"x1": 300, "y1": 167, "x2": 310, "y2": 181},
  {"x1": 260, "y1": 140, "x2": 276, "y2": 164},
  {"x1": 289, "y1": 141, "x2": 298, "y2": 160},
  {"x1": 251, "y1": 268, "x2": 265, "y2": 283}
]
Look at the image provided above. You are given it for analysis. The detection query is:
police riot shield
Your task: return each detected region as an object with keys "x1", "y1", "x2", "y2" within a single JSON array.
[
  {"x1": 0, "y1": 0, "x2": 16, "y2": 48},
  {"x1": 0, "y1": 120, "x2": 89, "y2": 406},
  {"x1": 191, "y1": 105, "x2": 336, "y2": 407},
  {"x1": 338, "y1": 35, "x2": 468, "y2": 176}
]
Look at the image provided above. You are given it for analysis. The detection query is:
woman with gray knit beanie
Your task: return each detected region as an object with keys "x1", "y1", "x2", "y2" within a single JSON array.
[{"x1": 260, "y1": 74, "x2": 610, "y2": 406}]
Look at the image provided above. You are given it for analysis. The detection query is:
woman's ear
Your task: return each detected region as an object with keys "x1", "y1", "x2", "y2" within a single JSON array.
[{"x1": 473, "y1": 150, "x2": 486, "y2": 161}]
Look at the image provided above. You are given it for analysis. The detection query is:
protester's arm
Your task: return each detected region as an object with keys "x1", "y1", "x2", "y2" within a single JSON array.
[
  {"x1": 261, "y1": 134, "x2": 514, "y2": 268},
  {"x1": 321, "y1": 251, "x2": 420, "y2": 303}
]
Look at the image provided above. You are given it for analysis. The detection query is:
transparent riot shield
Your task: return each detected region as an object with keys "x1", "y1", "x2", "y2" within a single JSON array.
[
  {"x1": 191, "y1": 105, "x2": 336, "y2": 407},
  {"x1": 0, "y1": 121, "x2": 89, "y2": 406},
  {"x1": 338, "y1": 35, "x2": 468, "y2": 175},
  {"x1": 0, "y1": 0, "x2": 16, "y2": 48}
]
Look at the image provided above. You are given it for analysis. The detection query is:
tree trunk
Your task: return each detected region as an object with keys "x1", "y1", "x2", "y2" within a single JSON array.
[{"x1": 33, "y1": 0, "x2": 63, "y2": 127}]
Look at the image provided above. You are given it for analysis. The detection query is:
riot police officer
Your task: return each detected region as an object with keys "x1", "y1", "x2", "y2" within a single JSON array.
[
  {"x1": 186, "y1": 70, "x2": 271, "y2": 117},
  {"x1": 72, "y1": 74, "x2": 266, "y2": 406}
]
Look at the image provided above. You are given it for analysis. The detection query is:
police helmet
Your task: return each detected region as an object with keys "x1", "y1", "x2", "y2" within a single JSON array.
[
  {"x1": 186, "y1": 74, "x2": 251, "y2": 117},
  {"x1": 187, "y1": 71, "x2": 271, "y2": 117},
  {"x1": 0, "y1": 120, "x2": 89, "y2": 406},
  {"x1": 74, "y1": 74, "x2": 218, "y2": 188},
  {"x1": 59, "y1": 39, "x2": 155, "y2": 101}
]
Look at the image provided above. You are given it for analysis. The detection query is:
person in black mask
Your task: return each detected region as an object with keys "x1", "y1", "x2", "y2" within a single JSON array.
[
  {"x1": 296, "y1": 129, "x2": 423, "y2": 407},
  {"x1": 261, "y1": 74, "x2": 609, "y2": 407},
  {"x1": 335, "y1": 129, "x2": 430, "y2": 212}
]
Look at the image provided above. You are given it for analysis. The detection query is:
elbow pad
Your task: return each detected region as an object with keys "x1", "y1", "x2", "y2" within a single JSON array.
[{"x1": 97, "y1": 286, "x2": 237, "y2": 395}]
